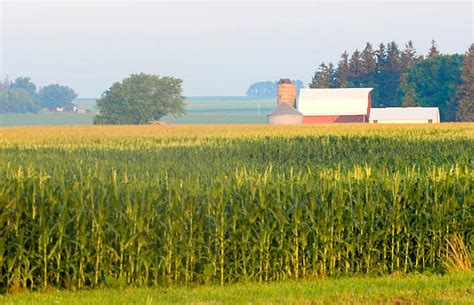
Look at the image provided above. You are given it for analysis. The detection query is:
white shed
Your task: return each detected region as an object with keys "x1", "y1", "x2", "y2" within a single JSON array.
[{"x1": 369, "y1": 107, "x2": 440, "y2": 124}]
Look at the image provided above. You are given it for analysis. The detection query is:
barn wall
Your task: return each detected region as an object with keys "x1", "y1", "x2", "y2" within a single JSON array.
[
  {"x1": 369, "y1": 119, "x2": 438, "y2": 124},
  {"x1": 303, "y1": 115, "x2": 367, "y2": 124}
]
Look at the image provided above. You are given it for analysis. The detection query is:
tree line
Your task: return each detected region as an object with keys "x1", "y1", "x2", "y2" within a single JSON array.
[
  {"x1": 246, "y1": 80, "x2": 304, "y2": 98},
  {"x1": 310, "y1": 40, "x2": 473, "y2": 121},
  {"x1": 0, "y1": 77, "x2": 78, "y2": 113}
]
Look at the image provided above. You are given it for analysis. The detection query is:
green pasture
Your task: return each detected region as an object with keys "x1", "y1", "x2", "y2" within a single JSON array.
[
  {"x1": 0, "y1": 97, "x2": 275, "y2": 126},
  {"x1": 2, "y1": 272, "x2": 473, "y2": 304}
]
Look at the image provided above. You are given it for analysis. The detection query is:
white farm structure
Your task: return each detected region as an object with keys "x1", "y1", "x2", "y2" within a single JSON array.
[{"x1": 369, "y1": 107, "x2": 440, "y2": 124}]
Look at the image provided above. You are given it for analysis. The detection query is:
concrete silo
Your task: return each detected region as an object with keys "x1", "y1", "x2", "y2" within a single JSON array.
[{"x1": 267, "y1": 103, "x2": 303, "y2": 125}]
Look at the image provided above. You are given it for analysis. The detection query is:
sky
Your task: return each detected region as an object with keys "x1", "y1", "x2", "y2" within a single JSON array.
[{"x1": 1, "y1": 0, "x2": 473, "y2": 97}]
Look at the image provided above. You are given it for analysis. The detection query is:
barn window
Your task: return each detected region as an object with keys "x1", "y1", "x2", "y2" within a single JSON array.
[{"x1": 428, "y1": 119, "x2": 433, "y2": 123}]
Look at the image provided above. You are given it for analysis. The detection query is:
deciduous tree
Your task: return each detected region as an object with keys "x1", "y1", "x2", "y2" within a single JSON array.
[
  {"x1": 38, "y1": 84, "x2": 78, "y2": 110},
  {"x1": 455, "y1": 44, "x2": 474, "y2": 121},
  {"x1": 94, "y1": 73, "x2": 186, "y2": 124}
]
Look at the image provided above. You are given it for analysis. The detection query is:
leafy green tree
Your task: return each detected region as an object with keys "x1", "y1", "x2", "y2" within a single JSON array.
[
  {"x1": 455, "y1": 44, "x2": 474, "y2": 121},
  {"x1": 246, "y1": 80, "x2": 304, "y2": 98},
  {"x1": 7, "y1": 88, "x2": 39, "y2": 113},
  {"x1": 400, "y1": 54, "x2": 464, "y2": 121},
  {"x1": 94, "y1": 73, "x2": 186, "y2": 124},
  {"x1": 335, "y1": 51, "x2": 350, "y2": 87},
  {"x1": 0, "y1": 89, "x2": 9, "y2": 112},
  {"x1": 246, "y1": 81, "x2": 276, "y2": 97},
  {"x1": 11, "y1": 77, "x2": 37, "y2": 98},
  {"x1": 38, "y1": 84, "x2": 78, "y2": 110}
]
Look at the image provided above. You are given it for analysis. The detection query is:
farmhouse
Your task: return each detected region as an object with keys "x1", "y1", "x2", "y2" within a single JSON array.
[
  {"x1": 297, "y1": 88, "x2": 373, "y2": 123},
  {"x1": 369, "y1": 107, "x2": 440, "y2": 124}
]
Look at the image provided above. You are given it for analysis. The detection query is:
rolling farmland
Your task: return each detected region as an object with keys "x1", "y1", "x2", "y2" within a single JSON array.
[
  {"x1": 0, "y1": 124, "x2": 472, "y2": 292},
  {"x1": 0, "y1": 97, "x2": 275, "y2": 126}
]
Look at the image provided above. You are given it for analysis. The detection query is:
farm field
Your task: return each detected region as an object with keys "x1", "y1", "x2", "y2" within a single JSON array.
[
  {"x1": 0, "y1": 124, "x2": 473, "y2": 301},
  {"x1": 0, "y1": 97, "x2": 275, "y2": 126}
]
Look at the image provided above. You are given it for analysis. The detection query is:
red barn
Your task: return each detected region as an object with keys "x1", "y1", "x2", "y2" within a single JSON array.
[{"x1": 297, "y1": 88, "x2": 373, "y2": 123}]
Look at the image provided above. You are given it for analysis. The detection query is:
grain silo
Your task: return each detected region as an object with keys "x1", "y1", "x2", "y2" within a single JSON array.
[
  {"x1": 267, "y1": 103, "x2": 303, "y2": 125},
  {"x1": 277, "y1": 79, "x2": 297, "y2": 108}
]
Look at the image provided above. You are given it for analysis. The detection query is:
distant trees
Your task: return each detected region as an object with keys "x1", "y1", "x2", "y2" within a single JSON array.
[
  {"x1": 10, "y1": 77, "x2": 37, "y2": 98},
  {"x1": 335, "y1": 51, "x2": 350, "y2": 88},
  {"x1": 399, "y1": 54, "x2": 464, "y2": 121},
  {"x1": 246, "y1": 80, "x2": 304, "y2": 98},
  {"x1": 454, "y1": 44, "x2": 474, "y2": 121},
  {"x1": 310, "y1": 63, "x2": 335, "y2": 88},
  {"x1": 309, "y1": 40, "x2": 471, "y2": 121},
  {"x1": 38, "y1": 84, "x2": 78, "y2": 110},
  {"x1": 94, "y1": 73, "x2": 186, "y2": 124},
  {"x1": 0, "y1": 76, "x2": 78, "y2": 113}
]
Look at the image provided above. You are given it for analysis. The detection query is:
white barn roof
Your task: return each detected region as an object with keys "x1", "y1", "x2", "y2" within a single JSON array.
[
  {"x1": 369, "y1": 107, "x2": 440, "y2": 121},
  {"x1": 297, "y1": 88, "x2": 372, "y2": 116}
]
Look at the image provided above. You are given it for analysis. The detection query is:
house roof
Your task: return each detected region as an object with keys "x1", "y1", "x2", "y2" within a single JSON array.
[
  {"x1": 369, "y1": 107, "x2": 440, "y2": 121},
  {"x1": 268, "y1": 103, "x2": 302, "y2": 116},
  {"x1": 297, "y1": 88, "x2": 372, "y2": 116}
]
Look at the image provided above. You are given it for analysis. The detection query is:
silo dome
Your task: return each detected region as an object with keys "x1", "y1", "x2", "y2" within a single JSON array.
[{"x1": 267, "y1": 103, "x2": 303, "y2": 125}]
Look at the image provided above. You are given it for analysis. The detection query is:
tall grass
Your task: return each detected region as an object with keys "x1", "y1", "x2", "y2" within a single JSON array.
[{"x1": 0, "y1": 125, "x2": 472, "y2": 291}]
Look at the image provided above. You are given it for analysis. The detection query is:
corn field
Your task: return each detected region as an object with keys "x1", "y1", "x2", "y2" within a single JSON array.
[{"x1": 0, "y1": 124, "x2": 473, "y2": 291}]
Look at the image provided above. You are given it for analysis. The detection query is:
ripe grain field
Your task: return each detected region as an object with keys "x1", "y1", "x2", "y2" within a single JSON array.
[{"x1": 0, "y1": 124, "x2": 472, "y2": 293}]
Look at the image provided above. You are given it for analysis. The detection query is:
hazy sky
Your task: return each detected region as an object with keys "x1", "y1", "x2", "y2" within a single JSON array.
[{"x1": 1, "y1": 0, "x2": 473, "y2": 97}]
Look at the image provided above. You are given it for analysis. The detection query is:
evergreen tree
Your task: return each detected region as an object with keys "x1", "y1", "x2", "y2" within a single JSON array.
[
  {"x1": 361, "y1": 42, "x2": 377, "y2": 75},
  {"x1": 401, "y1": 40, "x2": 417, "y2": 70},
  {"x1": 336, "y1": 51, "x2": 350, "y2": 88},
  {"x1": 327, "y1": 62, "x2": 337, "y2": 88},
  {"x1": 349, "y1": 50, "x2": 364, "y2": 78},
  {"x1": 428, "y1": 39, "x2": 440, "y2": 59},
  {"x1": 310, "y1": 62, "x2": 333, "y2": 88},
  {"x1": 399, "y1": 74, "x2": 418, "y2": 106},
  {"x1": 455, "y1": 44, "x2": 474, "y2": 121},
  {"x1": 376, "y1": 43, "x2": 388, "y2": 72},
  {"x1": 386, "y1": 41, "x2": 402, "y2": 72}
]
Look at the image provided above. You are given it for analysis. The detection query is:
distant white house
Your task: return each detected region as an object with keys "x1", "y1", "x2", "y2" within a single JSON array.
[{"x1": 369, "y1": 107, "x2": 440, "y2": 124}]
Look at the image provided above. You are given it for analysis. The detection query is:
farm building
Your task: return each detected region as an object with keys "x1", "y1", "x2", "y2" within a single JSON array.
[
  {"x1": 277, "y1": 78, "x2": 297, "y2": 107},
  {"x1": 369, "y1": 107, "x2": 440, "y2": 124},
  {"x1": 267, "y1": 79, "x2": 303, "y2": 124},
  {"x1": 297, "y1": 88, "x2": 373, "y2": 123},
  {"x1": 267, "y1": 103, "x2": 303, "y2": 124}
]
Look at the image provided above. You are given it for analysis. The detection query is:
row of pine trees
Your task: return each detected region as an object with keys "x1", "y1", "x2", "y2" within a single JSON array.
[{"x1": 309, "y1": 40, "x2": 473, "y2": 121}]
